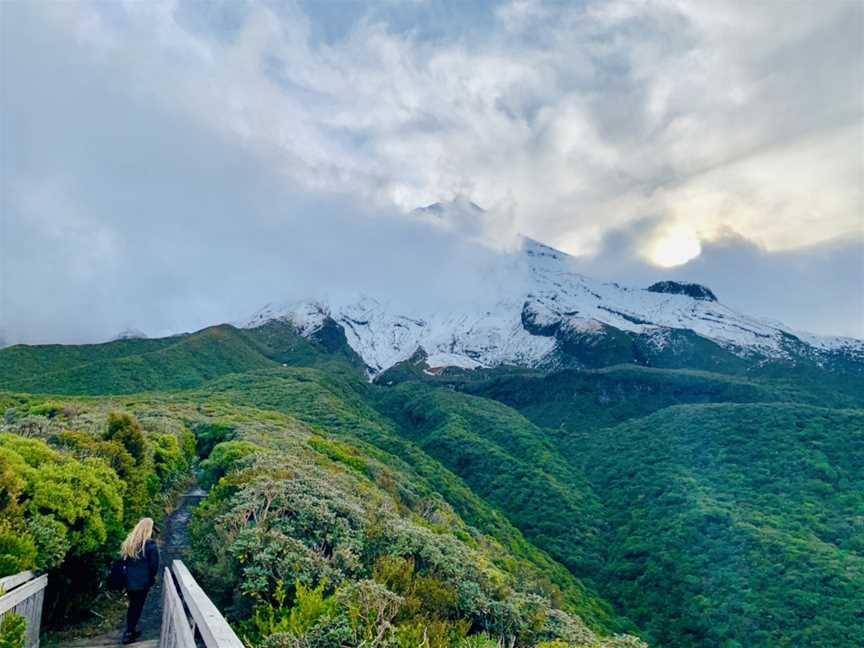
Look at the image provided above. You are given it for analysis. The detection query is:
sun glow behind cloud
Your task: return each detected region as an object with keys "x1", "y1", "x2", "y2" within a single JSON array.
[{"x1": 647, "y1": 229, "x2": 703, "y2": 267}]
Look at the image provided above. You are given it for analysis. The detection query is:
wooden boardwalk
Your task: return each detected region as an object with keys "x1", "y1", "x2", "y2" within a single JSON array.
[
  {"x1": 6, "y1": 560, "x2": 241, "y2": 648},
  {"x1": 160, "y1": 560, "x2": 243, "y2": 648},
  {"x1": 4, "y1": 483, "x2": 241, "y2": 648}
]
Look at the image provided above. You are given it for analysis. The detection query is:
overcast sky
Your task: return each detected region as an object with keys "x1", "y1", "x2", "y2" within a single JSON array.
[{"x1": 2, "y1": 0, "x2": 862, "y2": 345}]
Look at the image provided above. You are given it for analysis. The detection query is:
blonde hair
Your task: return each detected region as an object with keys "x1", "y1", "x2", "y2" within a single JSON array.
[{"x1": 120, "y1": 518, "x2": 154, "y2": 560}]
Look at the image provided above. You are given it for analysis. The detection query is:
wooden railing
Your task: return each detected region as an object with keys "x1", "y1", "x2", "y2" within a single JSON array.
[
  {"x1": 161, "y1": 560, "x2": 243, "y2": 648},
  {"x1": 0, "y1": 571, "x2": 48, "y2": 648}
]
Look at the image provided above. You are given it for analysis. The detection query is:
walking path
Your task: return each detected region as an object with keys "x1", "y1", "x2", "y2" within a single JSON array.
[{"x1": 67, "y1": 484, "x2": 207, "y2": 648}]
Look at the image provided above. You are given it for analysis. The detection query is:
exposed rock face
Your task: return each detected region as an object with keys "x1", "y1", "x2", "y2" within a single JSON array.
[{"x1": 647, "y1": 281, "x2": 718, "y2": 302}]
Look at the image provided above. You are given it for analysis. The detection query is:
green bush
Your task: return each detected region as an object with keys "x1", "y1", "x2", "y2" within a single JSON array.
[
  {"x1": 199, "y1": 440, "x2": 262, "y2": 490},
  {"x1": 104, "y1": 413, "x2": 146, "y2": 465},
  {"x1": 245, "y1": 579, "x2": 339, "y2": 644},
  {"x1": 27, "y1": 401, "x2": 63, "y2": 419},
  {"x1": 152, "y1": 432, "x2": 187, "y2": 485},
  {"x1": 0, "y1": 449, "x2": 34, "y2": 574},
  {"x1": 0, "y1": 612, "x2": 26, "y2": 648},
  {"x1": 0, "y1": 433, "x2": 124, "y2": 563},
  {"x1": 308, "y1": 437, "x2": 368, "y2": 475},
  {"x1": 50, "y1": 429, "x2": 144, "y2": 526},
  {"x1": 26, "y1": 513, "x2": 70, "y2": 570},
  {"x1": 0, "y1": 519, "x2": 37, "y2": 575},
  {"x1": 456, "y1": 633, "x2": 498, "y2": 648},
  {"x1": 194, "y1": 421, "x2": 237, "y2": 459}
]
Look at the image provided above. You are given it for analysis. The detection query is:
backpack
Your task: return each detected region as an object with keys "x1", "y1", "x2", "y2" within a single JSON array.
[{"x1": 107, "y1": 558, "x2": 127, "y2": 591}]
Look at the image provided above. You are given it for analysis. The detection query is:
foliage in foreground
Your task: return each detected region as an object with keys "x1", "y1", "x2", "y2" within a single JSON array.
[
  {"x1": 190, "y1": 435, "x2": 644, "y2": 648},
  {"x1": 0, "y1": 612, "x2": 26, "y2": 648}
]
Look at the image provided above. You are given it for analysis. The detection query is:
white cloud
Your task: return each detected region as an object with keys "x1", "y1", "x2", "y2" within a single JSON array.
[
  {"x1": 38, "y1": 0, "x2": 861, "y2": 253},
  {"x1": 3, "y1": 0, "x2": 862, "y2": 342}
]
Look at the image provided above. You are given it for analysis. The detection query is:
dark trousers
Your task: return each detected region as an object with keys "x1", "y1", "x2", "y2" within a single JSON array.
[{"x1": 126, "y1": 588, "x2": 149, "y2": 633}]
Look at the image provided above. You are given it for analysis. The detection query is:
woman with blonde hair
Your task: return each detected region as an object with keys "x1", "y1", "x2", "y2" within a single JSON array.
[{"x1": 119, "y1": 517, "x2": 159, "y2": 644}]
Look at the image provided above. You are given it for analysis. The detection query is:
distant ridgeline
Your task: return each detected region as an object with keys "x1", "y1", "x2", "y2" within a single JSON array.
[{"x1": 1, "y1": 300, "x2": 862, "y2": 648}]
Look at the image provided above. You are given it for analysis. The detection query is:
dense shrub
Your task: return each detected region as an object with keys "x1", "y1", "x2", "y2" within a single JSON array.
[
  {"x1": 50, "y1": 429, "x2": 143, "y2": 526},
  {"x1": 189, "y1": 448, "x2": 640, "y2": 647},
  {"x1": 194, "y1": 421, "x2": 237, "y2": 459},
  {"x1": 104, "y1": 413, "x2": 146, "y2": 464},
  {"x1": 152, "y1": 430, "x2": 195, "y2": 486},
  {"x1": 27, "y1": 401, "x2": 63, "y2": 419},
  {"x1": 0, "y1": 518, "x2": 37, "y2": 575},
  {"x1": 0, "y1": 612, "x2": 26, "y2": 648},
  {"x1": 0, "y1": 433, "x2": 124, "y2": 570},
  {"x1": 199, "y1": 440, "x2": 263, "y2": 489}
]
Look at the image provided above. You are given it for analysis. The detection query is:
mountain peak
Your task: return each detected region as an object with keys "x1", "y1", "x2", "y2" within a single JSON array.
[
  {"x1": 522, "y1": 236, "x2": 568, "y2": 262},
  {"x1": 111, "y1": 328, "x2": 148, "y2": 341},
  {"x1": 412, "y1": 197, "x2": 485, "y2": 218},
  {"x1": 242, "y1": 233, "x2": 861, "y2": 374}
]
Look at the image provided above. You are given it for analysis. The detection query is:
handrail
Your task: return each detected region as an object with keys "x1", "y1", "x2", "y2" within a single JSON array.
[
  {"x1": 0, "y1": 571, "x2": 47, "y2": 648},
  {"x1": 160, "y1": 560, "x2": 243, "y2": 648},
  {"x1": 160, "y1": 566, "x2": 196, "y2": 648},
  {"x1": 0, "y1": 571, "x2": 37, "y2": 593}
]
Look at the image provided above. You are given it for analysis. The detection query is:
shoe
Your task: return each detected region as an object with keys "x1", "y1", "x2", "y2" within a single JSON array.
[
  {"x1": 131, "y1": 630, "x2": 142, "y2": 641},
  {"x1": 121, "y1": 633, "x2": 133, "y2": 645}
]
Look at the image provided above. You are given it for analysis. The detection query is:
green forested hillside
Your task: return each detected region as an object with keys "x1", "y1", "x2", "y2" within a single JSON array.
[
  {"x1": 0, "y1": 320, "x2": 354, "y2": 395},
  {"x1": 0, "y1": 335, "x2": 179, "y2": 385},
  {"x1": 458, "y1": 365, "x2": 864, "y2": 432},
  {"x1": 373, "y1": 385, "x2": 609, "y2": 583},
  {"x1": 579, "y1": 404, "x2": 864, "y2": 648},
  {"x1": 0, "y1": 326, "x2": 274, "y2": 394},
  {"x1": 0, "y1": 324, "x2": 861, "y2": 647},
  {"x1": 185, "y1": 368, "x2": 626, "y2": 632},
  {"x1": 0, "y1": 387, "x2": 639, "y2": 647}
]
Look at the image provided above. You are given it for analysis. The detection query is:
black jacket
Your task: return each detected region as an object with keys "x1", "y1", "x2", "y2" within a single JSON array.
[{"x1": 125, "y1": 539, "x2": 159, "y2": 591}]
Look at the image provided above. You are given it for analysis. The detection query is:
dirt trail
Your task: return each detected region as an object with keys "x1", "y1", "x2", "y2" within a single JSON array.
[{"x1": 135, "y1": 484, "x2": 207, "y2": 640}]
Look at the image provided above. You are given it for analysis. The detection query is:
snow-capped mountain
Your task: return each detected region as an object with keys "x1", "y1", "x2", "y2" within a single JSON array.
[{"x1": 242, "y1": 235, "x2": 863, "y2": 376}]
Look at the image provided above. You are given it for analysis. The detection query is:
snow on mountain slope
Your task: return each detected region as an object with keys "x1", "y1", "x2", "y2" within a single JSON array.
[{"x1": 242, "y1": 235, "x2": 864, "y2": 375}]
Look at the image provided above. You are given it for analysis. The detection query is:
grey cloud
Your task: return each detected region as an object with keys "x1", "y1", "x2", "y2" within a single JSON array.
[
  {"x1": 2, "y1": 1, "x2": 861, "y2": 345},
  {"x1": 41, "y1": 0, "x2": 861, "y2": 248},
  {"x1": 1, "y1": 3, "x2": 522, "y2": 345}
]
